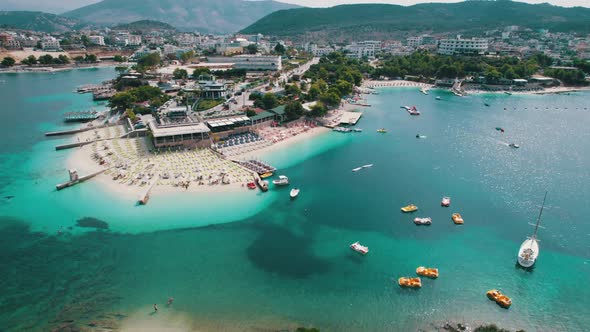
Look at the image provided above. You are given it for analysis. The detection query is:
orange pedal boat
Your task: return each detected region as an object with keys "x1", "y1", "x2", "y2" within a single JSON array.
[
  {"x1": 398, "y1": 277, "x2": 422, "y2": 288},
  {"x1": 452, "y1": 213, "x2": 464, "y2": 224},
  {"x1": 416, "y1": 266, "x2": 439, "y2": 278},
  {"x1": 486, "y1": 289, "x2": 512, "y2": 308}
]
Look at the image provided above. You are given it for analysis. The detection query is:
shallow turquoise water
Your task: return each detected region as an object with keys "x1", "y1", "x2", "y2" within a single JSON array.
[{"x1": 1, "y1": 70, "x2": 589, "y2": 331}]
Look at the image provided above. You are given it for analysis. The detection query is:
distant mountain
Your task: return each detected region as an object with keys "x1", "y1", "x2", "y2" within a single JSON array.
[
  {"x1": 0, "y1": 11, "x2": 84, "y2": 33},
  {"x1": 241, "y1": 1, "x2": 590, "y2": 41},
  {"x1": 63, "y1": 0, "x2": 298, "y2": 33},
  {"x1": 112, "y1": 20, "x2": 177, "y2": 33}
]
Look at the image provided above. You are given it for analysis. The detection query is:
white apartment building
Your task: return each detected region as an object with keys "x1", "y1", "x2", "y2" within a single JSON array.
[
  {"x1": 128, "y1": 35, "x2": 142, "y2": 46},
  {"x1": 40, "y1": 37, "x2": 61, "y2": 51},
  {"x1": 306, "y1": 43, "x2": 335, "y2": 57},
  {"x1": 407, "y1": 36, "x2": 422, "y2": 47},
  {"x1": 89, "y1": 35, "x2": 105, "y2": 46},
  {"x1": 438, "y1": 37, "x2": 488, "y2": 55},
  {"x1": 345, "y1": 41, "x2": 380, "y2": 59}
]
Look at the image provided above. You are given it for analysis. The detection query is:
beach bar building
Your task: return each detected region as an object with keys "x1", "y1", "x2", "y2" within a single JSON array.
[{"x1": 148, "y1": 121, "x2": 211, "y2": 148}]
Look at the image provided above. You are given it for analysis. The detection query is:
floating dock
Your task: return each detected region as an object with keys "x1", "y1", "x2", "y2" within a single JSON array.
[
  {"x1": 339, "y1": 111, "x2": 363, "y2": 125},
  {"x1": 64, "y1": 111, "x2": 99, "y2": 122}
]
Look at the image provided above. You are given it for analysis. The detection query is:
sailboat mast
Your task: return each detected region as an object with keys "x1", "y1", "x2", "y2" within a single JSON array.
[{"x1": 532, "y1": 191, "x2": 548, "y2": 238}]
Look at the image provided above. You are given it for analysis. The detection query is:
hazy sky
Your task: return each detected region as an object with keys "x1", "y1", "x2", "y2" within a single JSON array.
[
  {"x1": 276, "y1": 0, "x2": 589, "y2": 7},
  {"x1": 2, "y1": 0, "x2": 588, "y2": 13}
]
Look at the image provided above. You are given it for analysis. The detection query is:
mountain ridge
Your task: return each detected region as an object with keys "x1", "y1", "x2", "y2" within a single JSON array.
[
  {"x1": 63, "y1": 0, "x2": 298, "y2": 34},
  {"x1": 241, "y1": 1, "x2": 590, "y2": 41},
  {"x1": 0, "y1": 11, "x2": 86, "y2": 33}
]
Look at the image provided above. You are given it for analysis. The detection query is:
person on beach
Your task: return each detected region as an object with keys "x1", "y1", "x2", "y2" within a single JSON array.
[{"x1": 153, "y1": 304, "x2": 158, "y2": 312}]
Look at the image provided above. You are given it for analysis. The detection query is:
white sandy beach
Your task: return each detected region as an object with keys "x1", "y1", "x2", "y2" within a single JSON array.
[{"x1": 65, "y1": 123, "x2": 330, "y2": 200}]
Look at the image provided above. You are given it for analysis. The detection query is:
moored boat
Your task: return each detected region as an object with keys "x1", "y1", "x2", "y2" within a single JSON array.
[
  {"x1": 486, "y1": 289, "x2": 512, "y2": 308},
  {"x1": 452, "y1": 213, "x2": 464, "y2": 224},
  {"x1": 436, "y1": 96, "x2": 441, "y2": 100},
  {"x1": 290, "y1": 188, "x2": 300, "y2": 199},
  {"x1": 350, "y1": 241, "x2": 369, "y2": 255},
  {"x1": 256, "y1": 179, "x2": 269, "y2": 192},
  {"x1": 416, "y1": 266, "x2": 439, "y2": 278},
  {"x1": 272, "y1": 175, "x2": 290, "y2": 186},
  {"x1": 353, "y1": 128, "x2": 363, "y2": 132},
  {"x1": 517, "y1": 192, "x2": 547, "y2": 268},
  {"x1": 398, "y1": 277, "x2": 422, "y2": 288},
  {"x1": 401, "y1": 204, "x2": 418, "y2": 213},
  {"x1": 260, "y1": 172, "x2": 273, "y2": 179},
  {"x1": 509, "y1": 143, "x2": 520, "y2": 149},
  {"x1": 441, "y1": 196, "x2": 451, "y2": 207},
  {"x1": 413, "y1": 217, "x2": 432, "y2": 225},
  {"x1": 377, "y1": 128, "x2": 387, "y2": 133},
  {"x1": 333, "y1": 126, "x2": 352, "y2": 133},
  {"x1": 407, "y1": 106, "x2": 421, "y2": 115}
]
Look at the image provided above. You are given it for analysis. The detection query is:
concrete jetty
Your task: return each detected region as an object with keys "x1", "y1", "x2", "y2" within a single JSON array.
[
  {"x1": 45, "y1": 128, "x2": 93, "y2": 137},
  {"x1": 56, "y1": 169, "x2": 107, "y2": 191},
  {"x1": 55, "y1": 141, "x2": 94, "y2": 151}
]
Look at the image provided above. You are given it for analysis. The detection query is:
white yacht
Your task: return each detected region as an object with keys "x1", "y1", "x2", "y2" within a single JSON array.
[
  {"x1": 290, "y1": 188, "x2": 300, "y2": 199},
  {"x1": 517, "y1": 192, "x2": 547, "y2": 268},
  {"x1": 272, "y1": 175, "x2": 290, "y2": 186}
]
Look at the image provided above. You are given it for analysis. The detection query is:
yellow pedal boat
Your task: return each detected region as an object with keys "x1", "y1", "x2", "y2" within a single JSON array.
[
  {"x1": 416, "y1": 266, "x2": 439, "y2": 278},
  {"x1": 398, "y1": 277, "x2": 422, "y2": 288},
  {"x1": 401, "y1": 204, "x2": 418, "y2": 213}
]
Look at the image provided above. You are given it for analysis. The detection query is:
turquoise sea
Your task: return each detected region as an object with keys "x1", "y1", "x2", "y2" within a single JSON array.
[{"x1": 0, "y1": 68, "x2": 589, "y2": 331}]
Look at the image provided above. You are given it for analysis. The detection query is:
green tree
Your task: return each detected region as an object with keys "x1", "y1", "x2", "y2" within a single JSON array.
[
  {"x1": 192, "y1": 67, "x2": 211, "y2": 79},
  {"x1": 22, "y1": 55, "x2": 37, "y2": 66},
  {"x1": 81, "y1": 35, "x2": 90, "y2": 47},
  {"x1": 307, "y1": 84, "x2": 321, "y2": 100},
  {"x1": 285, "y1": 100, "x2": 304, "y2": 120},
  {"x1": 285, "y1": 83, "x2": 301, "y2": 96},
  {"x1": 246, "y1": 44, "x2": 258, "y2": 54},
  {"x1": 180, "y1": 50, "x2": 195, "y2": 63},
  {"x1": 310, "y1": 101, "x2": 327, "y2": 117},
  {"x1": 113, "y1": 55, "x2": 126, "y2": 62},
  {"x1": 85, "y1": 54, "x2": 98, "y2": 63},
  {"x1": 73, "y1": 55, "x2": 84, "y2": 62},
  {"x1": 173, "y1": 68, "x2": 189, "y2": 79},
  {"x1": 319, "y1": 91, "x2": 341, "y2": 107},
  {"x1": 261, "y1": 93, "x2": 278, "y2": 110},
  {"x1": 274, "y1": 43, "x2": 286, "y2": 55},
  {"x1": 137, "y1": 53, "x2": 161, "y2": 70},
  {"x1": 1, "y1": 57, "x2": 16, "y2": 67},
  {"x1": 58, "y1": 54, "x2": 70, "y2": 64},
  {"x1": 334, "y1": 79, "x2": 353, "y2": 96},
  {"x1": 38, "y1": 54, "x2": 54, "y2": 65},
  {"x1": 246, "y1": 109, "x2": 257, "y2": 117}
]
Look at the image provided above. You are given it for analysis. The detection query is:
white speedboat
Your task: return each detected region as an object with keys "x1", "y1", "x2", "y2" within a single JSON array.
[
  {"x1": 350, "y1": 241, "x2": 369, "y2": 255},
  {"x1": 509, "y1": 143, "x2": 520, "y2": 149},
  {"x1": 272, "y1": 175, "x2": 290, "y2": 186},
  {"x1": 290, "y1": 188, "x2": 300, "y2": 199},
  {"x1": 353, "y1": 128, "x2": 363, "y2": 132},
  {"x1": 414, "y1": 217, "x2": 432, "y2": 225},
  {"x1": 517, "y1": 192, "x2": 547, "y2": 268},
  {"x1": 352, "y1": 167, "x2": 362, "y2": 172},
  {"x1": 436, "y1": 96, "x2": 441, "y2": 100},
  {"x1": 441, "y1": 196, "x2": 451, "y2": 207},
  {"x1": 362, "y1": 164, "x2": 373, "y2": 168}
]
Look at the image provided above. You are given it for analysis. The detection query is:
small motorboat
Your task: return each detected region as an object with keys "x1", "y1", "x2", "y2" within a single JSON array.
[
  {"x1": 414, "y1": 217, "x2": 432, "y2": 225},
  {"x1": 436, "y1": 96, "x2": 441, "y2": 100},
  {"x1": 509, "y1": 143, "x2": 520, "y2": 149},
  {"x1": 272, "y1": 175, "x2": 289, "y2": 186},
  {"x1": 362, "y1": 164, "x2": 373, "y2": 168},
  {"x1": 416, "y1": 266, "x2": 439, "y2": 278},
  {"x1": 441, "y1": 196, "x2": 451, "y2": 207},
  {"x1": 350, "y1": 241, "x2": 369, "y2": 255},
  {"x1": 257, "y1": 179, "x2": 269, "y2": 192},
  {"x1": 486, "y1": 289, "x2": 512, "y2": 308},
  {"x1": 504, "y1": 91, "x2": 513, "y2": 95},
  {"x1": 352, "y1": 167, "x2": 363, "y2": 172},
  {"x1": 401, "y1": 204, "x2": 418, "y2": 213},
  {"x1": 377, "y1": 128, "x2": 387, "y2": 133},
  {"x1": 452, "y1": 213, "x2": 464, "y2": 224},
  {"x1": 398, "y1": 277, "x2": 422, "y2": 288},
  {"x1": 290, "y1": 188, "x2": 300, "y2": 199},
  {"x1": 484, "y1": 103, "x2": 490, "y2": 107},
  {"x1": 353, "y1": 128, "x2": 363, "y2": 132}
]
